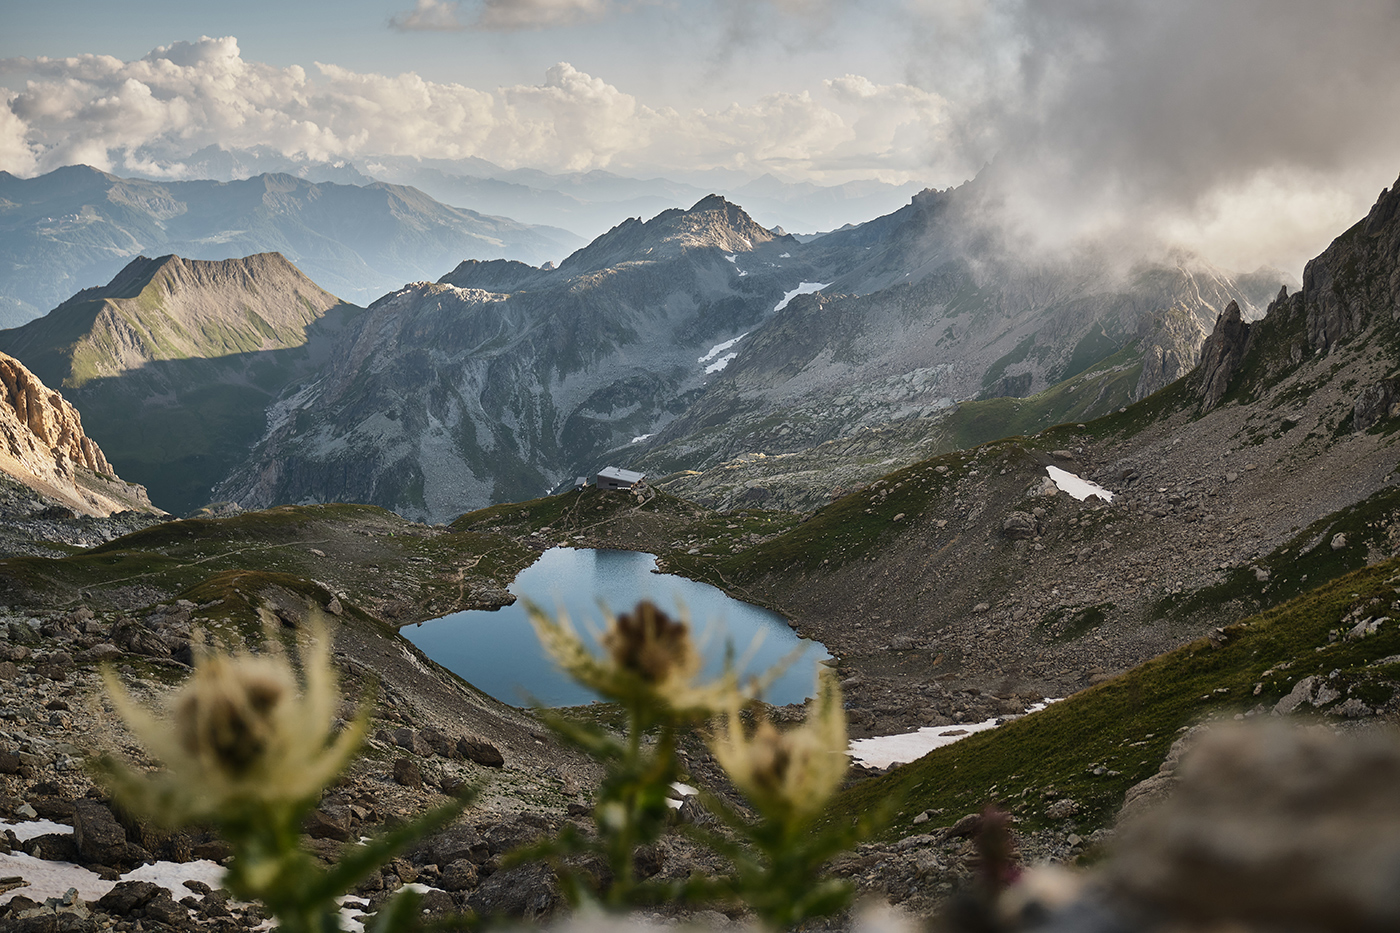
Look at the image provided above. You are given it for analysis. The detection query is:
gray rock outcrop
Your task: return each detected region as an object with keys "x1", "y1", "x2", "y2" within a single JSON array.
[
  {"x1": 1195, "y1": 300, "x2": 1251, "y2": 411},
  {"x1": 1303, "y1": 173, "x2": 1400, "y2": 352}
]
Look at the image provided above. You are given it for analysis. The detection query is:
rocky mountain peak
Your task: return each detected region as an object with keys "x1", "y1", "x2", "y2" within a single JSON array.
[
  {"x1": 1303, "y1": 172, "x2": 1400, "y2": 352},
  {"x1": 1, "y1": 252, "x2": 348, "y2": 390},
  {"x1": 556, "y1": 195, "x2": 784, "y2": 275},
  {"x1": 0, "y1": 352, "x2": 155, "y2": 516},
  {"x1": 1195, "y1": 300, "x2": 1251, "y2": 411},
  {"x1": 437, "y1": 259, "x2": 548, "y2": 293}
]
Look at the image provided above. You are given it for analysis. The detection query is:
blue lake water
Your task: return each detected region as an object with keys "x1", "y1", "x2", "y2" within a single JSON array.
[{"x1": 402, "y1": 547, "x2": 831, "y2": 707}]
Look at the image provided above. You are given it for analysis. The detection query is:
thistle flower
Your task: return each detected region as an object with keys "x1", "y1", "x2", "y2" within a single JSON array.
[
  {"x1": 708, "y1": 667, "x2": 848, "y2": 822},
  {"x1": 101, "y1": 612, "x2": 366, "y2": 822},
  {"x1": 529, "y1": 600, "x2": 739, "y2": 717}
]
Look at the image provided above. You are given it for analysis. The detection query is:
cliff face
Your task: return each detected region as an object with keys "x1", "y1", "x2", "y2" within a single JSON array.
[
  {"x1": 1188, "y1": 173, "x2": 1400, "y2": 417},
  {"x1": 1304, "y1": 176, "x2": 1400, "y2": 352},
  {"x1": 0, "y1": 352, "x2": 157, "y2": 516}
]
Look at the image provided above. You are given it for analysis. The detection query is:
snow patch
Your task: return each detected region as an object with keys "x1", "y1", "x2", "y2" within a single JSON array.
[
  {"x1": 724, "y1": 254, "x2": 737, "y2": 263},
  {"x1": 3, "y1": 819, "x2": 73, "y2": 841},
  {"x1": 773, "y1": 282, "x2": 830, "y2": 313},
  {"x1": 630, "y1": 433, "x2": 654, "y2": 444},
  {"x1": 1046, "y1": 466, "x2": 1114, "y2": 502},
  {"x1": 780, "y1": 252, "x2": 791, "y2": 258},
  {"x1": 848, "y1": 700, "x2": 1060, "y2": 769},
  {"x1": 705, "y1": 353, "x2": 739, "y2": 374},
  {"x1": 0, "y1": 852, "x2": 225, "y2": 906},
  {"x1": 666, "y1": 781, "x2": 699, "y2": 809},
  {"x1": 699, "y1": 333, "x2": 749, "y2": 365}
]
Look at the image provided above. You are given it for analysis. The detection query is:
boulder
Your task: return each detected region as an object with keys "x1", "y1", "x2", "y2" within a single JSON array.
[
  {"x1": 392, "y1": 757, "x2": 423, "y2": 789},
  {"x1": 458, "y1": 737, "x2": 505, "y2": 768},
  {"x1": 1109, "y1": 721, "x2": 1400, "y2": 930},
  {"x1": 305, "y1": 808, "x2": 352, "y2": 842},
  {"x1": 72, "y1": 799, "x2": 128, "y2": 865},
  {"x1": 465, "y1": 862, "x2": 559, "y2": 921},
  {"x1": 439, "y1": 858, "x2": 479, "y2": 892},
  {"x1": 1002, "y1": 511, "x2": 1038, "y2": 540}
]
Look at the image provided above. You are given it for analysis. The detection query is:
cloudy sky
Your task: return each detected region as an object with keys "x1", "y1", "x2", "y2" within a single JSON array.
[{"x1": 3, "y1": 0, "x2": 1400, "y2": 273}]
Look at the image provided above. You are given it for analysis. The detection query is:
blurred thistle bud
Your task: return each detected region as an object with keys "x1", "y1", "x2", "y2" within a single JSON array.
[
  {"x1": 601, "y1": 601, "x2": 698, "y2": 686},
  {"x1": 709, "y1": 667, "x2": 848, "y2": 822},
  {"x1": 100, "y1": 611, "x2": 366, "y2": 822},
  {"x1": 529, "y1": 600, "x2": 739, "y2": 717}
]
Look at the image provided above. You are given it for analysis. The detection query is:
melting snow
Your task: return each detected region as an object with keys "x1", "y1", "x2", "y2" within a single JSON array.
[
  {"x1": 0, "y1": 846, "x2": 225, "y2": 906},
  {"x1": 1046, "y1": 465, "x2": 1114, "y2": 502},
  {"x1": 705, "y1": 353, "x2": 739, "y2": 374},
  {"x1": 699, "y1": 333, "x2": 749, "y2": 365},
  {"x1": 773, "y1": 282, "x2": 830, "y2": 313},
  {"x1": 848, "y1": 700, "x2": 1060, "y2": 769},
  {"x1": 4, "y1": 819, "x2": 72, "y2": 841},
  {"x1": 666, "y1": 781, "x2": 699, "y2": 809}
]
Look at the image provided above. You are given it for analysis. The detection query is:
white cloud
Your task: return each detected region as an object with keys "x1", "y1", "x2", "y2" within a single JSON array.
[
  {"x1": 389, "y1": 0, "x2": 467, "y2": 31},
  {"x1": 473, "y1": 0, "x2": 613, "y2": 30},
  {"x1": 894, "y1": 0, "x2": 1400, "y2": 272},
  {"x1": 0, "y1": 91, "x2": 38, "y2": 175},
  {"x1": 0, "y1": 37, "x2": 947, "y2": 185}
]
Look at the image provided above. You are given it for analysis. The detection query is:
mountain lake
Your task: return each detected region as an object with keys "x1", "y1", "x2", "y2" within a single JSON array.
[{"x1": 401, "y1": 547, "x2": 831, "y2": 707}]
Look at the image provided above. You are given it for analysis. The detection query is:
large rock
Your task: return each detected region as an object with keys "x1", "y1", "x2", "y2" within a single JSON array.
[
  {"x1": 464, "y1": 862, "x2": 559, "y2": 921},
  {"x1": 1109, "y1": 722, "x2": 1400, "y2": 930},
  {"x1": 458, "y1": 736, "x2": 505, "y2": 768},
  {"x1": 71, "y1": 799, "x2": 128, "y2": 865},
  {"x1": 1002, "y1": 511, "x2": 1038, "y2": 540}
]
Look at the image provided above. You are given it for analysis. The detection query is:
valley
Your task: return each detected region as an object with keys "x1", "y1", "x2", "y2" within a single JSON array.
[{"x1": 0, "y1": 154, "x2": 1397, "y2": 929}]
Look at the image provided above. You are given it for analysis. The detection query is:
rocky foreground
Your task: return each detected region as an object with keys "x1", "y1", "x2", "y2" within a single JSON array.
[{"x1": 3, "y1": 596, "x2": 1399, "y2": 932}]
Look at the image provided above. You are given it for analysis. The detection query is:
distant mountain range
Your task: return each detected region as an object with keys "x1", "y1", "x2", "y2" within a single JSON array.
[
  {"x1": 0, "y1": 165, "x2": 581, "y2": 325},
  {"x1": 0, "y1": 170, "x2": 1288, "y2": 521},
  {"x1": 110, "y1": 145, "x2": 928, "y2": 243}
]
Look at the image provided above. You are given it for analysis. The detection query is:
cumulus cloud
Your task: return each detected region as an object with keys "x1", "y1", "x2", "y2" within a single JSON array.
[
  {"x1": 0, "y1": 36, "x2": 944, "y2": 185},
  {"x1": 0, "y1": 90, "x2": 37, "y2": 175}
]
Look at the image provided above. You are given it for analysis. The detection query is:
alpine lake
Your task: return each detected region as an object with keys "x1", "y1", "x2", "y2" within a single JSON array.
[{"x1": 402, "y1": 547, "x2": 831, "y2": 707}]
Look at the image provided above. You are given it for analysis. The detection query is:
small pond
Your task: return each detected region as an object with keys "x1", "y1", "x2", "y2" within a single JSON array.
[{"x1": 402, "y1": 547, "x2": 831, "y2": 707}]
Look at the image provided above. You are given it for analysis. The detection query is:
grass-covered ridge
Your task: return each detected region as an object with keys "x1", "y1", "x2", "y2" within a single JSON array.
[
  {"x1": 824, "y1": 555, "x2": 1400, "y2": 839},
  {"x1": 0, "y1": 503, "x2": 537, "y2": 624}
]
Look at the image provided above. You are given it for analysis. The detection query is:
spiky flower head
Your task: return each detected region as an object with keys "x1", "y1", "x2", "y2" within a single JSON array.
[
  {"x1": 601, "y1": 601, "x2": 698, "y2": 685},
  {"x1": 708, "y1": 667, "x2": 848, "y2": 823},
  {"x1": 529, "y1": 600, "x2": 738, "y2": 718},
  {"x1": 101, "y1": 611, "x2": 366, "y2": 823}
]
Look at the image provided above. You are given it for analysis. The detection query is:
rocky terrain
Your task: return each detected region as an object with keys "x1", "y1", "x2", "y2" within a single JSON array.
[
  {"x1": 0, "y1": 162, "x2": 1395, "y2": 933},
  {"x1": 639, "y1": 173, "x2": 1400, "y2": 741},
  {"x1": 0, "y1": 352, "x2": 160, "y2": 523}
]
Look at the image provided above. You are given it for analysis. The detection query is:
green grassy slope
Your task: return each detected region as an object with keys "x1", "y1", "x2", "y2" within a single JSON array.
[{"x1": 825, "y1": 555, "x2": 1400, "y2": 838}]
